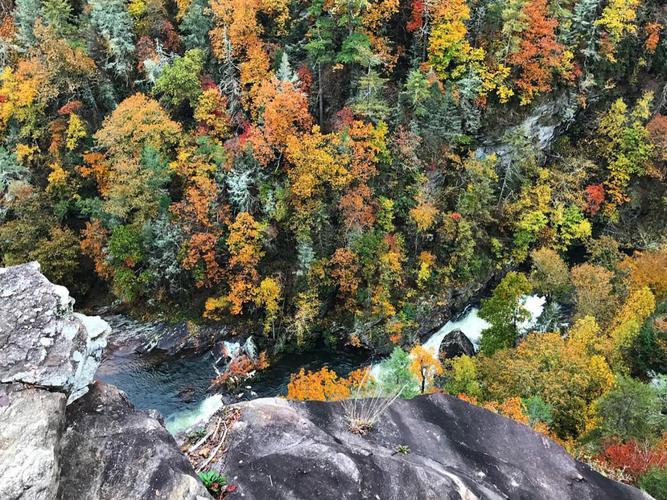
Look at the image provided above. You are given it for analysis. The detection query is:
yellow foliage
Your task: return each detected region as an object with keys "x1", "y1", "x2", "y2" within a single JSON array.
[
  {"x1": 194, "y1": 88, "x2": 229, "y2": 141},
  {"x1": 410, "y1": 344, "x2": 444, "y2": 393},
  {"x1": 256, "y1": 277, "x2": 281, "y2": 335},
  {"x1": 610, "y1": 286, "x2": 656, "y2": 353},
  {"x1": 46, "y1": 162, "x2": 68, "y2": 192},
  {"x1": 595, "y1": 0, "x2": 640, "y2": 60},
  {"x1": 0, "y1": 60, "x2": 51, "y2": 134},
  {"x1": 410, "y1": 200, "x2": 438, "y2": 232},
  {"x1": 65, "y1": 113, "x2": 86, "y2": 151},
  {"x1": 15, "y1": 143, "x2": 38, "y2": 163},
  {"x1": 94, "y1": 93, "x2": 181, "y2": 159},
  {"x1": 417, "y1": 251, "x2": 435, "y2": 287}
]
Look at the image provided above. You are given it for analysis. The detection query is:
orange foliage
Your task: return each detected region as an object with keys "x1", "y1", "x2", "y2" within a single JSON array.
[
  {"x1": 646, "y1": 23, "x2": 662, "y2": 53},
  {"x1": 507, "y1": 0, "x2": 571, "y2": 105},
  {"x1": 339, "y1": 183, "x2": 376, "y2": 231},
  {"x1": 182, "y1": 232, "x2": 225, "y2": 287},
  {"x1": 79, "y1": 152, "x2": 110, "y2": 195},
  {"x1": 287, "y1": 367, "x2": 352, "y2": 401},
  {"x1": 620, "y1": 250, "x2": 667, "y2": 301},
  {"x1": 212, "y1": 354, "x2": 256, "y2": 388},
  {"x1": 256, "y1": 351, "x2": 270, "y2": 370},
  {"x1": 409, "y1": 344, "x2": 443, "y2": 394},
  {"x1": 330, "y1": 248, "x2": 361, "y2": 309},
  {"x1": 258, "y1": 80, "x2": 313, "y2": 150},
  {"x1": 94, "y1": 93, "x2": 181, "y2": 159},
  {"x1": 80, "y1": 220, "x2": 112, "y2": 279},
  {"x1": 225, "y1": 212, "x2": 265, "y2": 315}
]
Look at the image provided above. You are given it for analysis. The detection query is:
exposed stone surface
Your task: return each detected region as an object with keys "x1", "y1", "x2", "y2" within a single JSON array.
[
  {"x1": 438, "y1": 329, "x2": 476, "y2": 360},
  {"x1": 58, "y1": 382, "x2": 211, "y2": 500},
  {"x1": 212, "y1": 394, "x2": 649, "y2": 500},
  {"x1": 0, "y1": 263, "x2": 210, "y2": 500},
  {"x1": 0, "y1": 262, "x2": 110, "y2": 402},
  {"x1": 0, "y1": 383, "x2": 66, "y2": 500},
  {"x1": 102, "y1": 313, "x2": 230, "y2": 360},
  {"x1": 476, "y1": 92, "x2": 578, "y2": 166}
]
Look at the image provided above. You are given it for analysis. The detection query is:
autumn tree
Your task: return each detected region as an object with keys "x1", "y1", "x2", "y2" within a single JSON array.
[
  {"x1": 507, "y1": 0, "x2": 572, "y2": 105},
  {"x1": 570, "y1": 263, "x2": 617, "y2": 326},
  {"x1": 529, "y1": 247, "x2": 571, "y2": 300},
  {"x1": 478, "y1": 332, "x2": 614, "y2": 437},
  {"x1": 154, "y1": 48, "x2": 205, "y2": 108},
  {"x1": 205, "y1": 212, "x2": 265, "y2": 318},
  {"x1": 595, "y1": 0, "x2": 641, "y2": 61},
  {"x1": 596, "y1": 93, "x2": 654, "y2": 214},
  {"x1": 410, "y1": 344, "x2": 443, "y2": 394}
]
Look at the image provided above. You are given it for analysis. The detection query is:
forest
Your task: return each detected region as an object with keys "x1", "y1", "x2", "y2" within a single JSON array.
[{"x1": 0, "y1": 0, "x2": 665, "y2": 494}]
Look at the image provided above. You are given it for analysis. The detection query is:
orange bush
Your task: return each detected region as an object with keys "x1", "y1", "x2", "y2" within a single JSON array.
[{"x1": 287, "y1": 367, "x2": 372, "y2": 402}]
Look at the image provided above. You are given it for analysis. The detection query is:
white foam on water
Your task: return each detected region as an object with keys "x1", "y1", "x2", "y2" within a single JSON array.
[
  {"x1": 424, "y1": 295, "x2": 546, "y2": 356},
  {"x1": 165, "y1": 394, "x2": 223, "y2": 435}
]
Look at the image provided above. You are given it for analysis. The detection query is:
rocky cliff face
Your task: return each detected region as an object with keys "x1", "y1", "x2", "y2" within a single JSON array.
[
  {"x1": 0, "y1": 263, "x2": 211, "y2": 500},
  {"x1": 0, "y1": 262, "x2": 108, "y2": 403}
]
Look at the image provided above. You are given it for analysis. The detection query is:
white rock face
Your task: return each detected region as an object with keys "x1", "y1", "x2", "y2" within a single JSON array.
[
  {"x1": 0, "y1": 384, "x2": 66, "y2": 500},
  {"x1": 0, "y1": 262, "x2": 110, "y2": 403}
]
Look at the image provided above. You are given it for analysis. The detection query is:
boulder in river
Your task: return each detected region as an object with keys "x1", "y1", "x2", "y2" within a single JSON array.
[
  {"x1": 200, "y1": 394, "x2": 650, "y2": 500},
  {"x1": 438, "y1": 329, "x2": 476, "y2": 361}
]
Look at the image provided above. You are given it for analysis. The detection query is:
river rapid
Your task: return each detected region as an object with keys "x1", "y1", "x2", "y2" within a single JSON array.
[{"x1": 95, "y1": 296, "x2": 546, "y2": 434}]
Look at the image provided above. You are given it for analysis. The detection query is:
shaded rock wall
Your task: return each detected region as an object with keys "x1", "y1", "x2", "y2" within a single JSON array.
[{"x1": 59, "y1": 382, "x2": 211, "y2": 500}]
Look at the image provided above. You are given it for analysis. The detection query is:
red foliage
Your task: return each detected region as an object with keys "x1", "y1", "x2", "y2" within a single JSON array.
[
  {"x1": 135, "y1": 36, "x2": 156, "y2": 71},
  {"x1": 57, "y1": 101, "x2": 82, "y2": 116},
  {"x1": 507, "y1": 0, "x2": 570, "y2": 103},
  {"x1": 200, "y1": 74, "x2": 218, "y2": 91},
  {"x1": 296, "y1": 64, "x2": 313, "y2": 96},
  {"x1": 647, "y1": 114, "x2": 667, "y2": 163},
  {"x1": 212, "y1": 354, "x2": 256, "y2": 388},
  {"x1": 600, "y1": 438, "x2": 667, "y2": 480},
  {"x1": 584, "y1": 184, "x2": 605, "y2": 215},
  {"x1": 160, "y1": 20, "x2": 181, "y2": 52},
  {"x1": 449, "y1": 212, "x2": 462, "y2": 221},
  {"x1": 333, "y1": 107, "x2": 355, "y2": 131},
  {"x1": 406, "y1": 0, "x2": 425, "y2": 33}
]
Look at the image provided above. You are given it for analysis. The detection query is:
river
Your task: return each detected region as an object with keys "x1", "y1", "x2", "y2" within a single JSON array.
[{"x1": 95, "y1": 295, "x2": 545, "y2": 434}]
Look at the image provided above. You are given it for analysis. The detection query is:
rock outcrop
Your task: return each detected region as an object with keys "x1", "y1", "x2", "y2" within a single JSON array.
[
  {"x1": 0, "y1": 262, "x2": 109, "y2": 403},
  {"x1": 438, "y1": 329, "x2": 476, "y2": 360},
  {"x1": 0, "y1": 384, "x2": 66, "y2": 500},
  {"x1": 0, "y1": 262, "x2": 211, "y2": 500},
  {"x1": 201, "y1": 394, "x2": 650, "y2": 500},
  {"x1": 59, "y1": 382, "x2": 211, "y2": 500}
]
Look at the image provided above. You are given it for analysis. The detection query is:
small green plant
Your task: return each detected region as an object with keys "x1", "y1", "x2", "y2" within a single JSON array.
[
  {"x1": 187, "y1": 427, "x2": 207, "y2": 443},
  {"x1": 638, "y1": 467, "x2": 667, "y2": 500},
  {"x1": 394, "y1": 445, "x2": 410, "y2": 455},
  {"x1": 198, "y1": 470, "x2": 227, "y2": 494}
]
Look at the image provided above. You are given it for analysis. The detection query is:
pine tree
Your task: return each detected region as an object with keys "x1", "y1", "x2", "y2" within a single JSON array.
[
  {"x1": 13, "y1": 0, "x2": 41, "y2": 47},
  {"x1": 89, "y1": 0, "x2": 136, "y2": 80}
]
